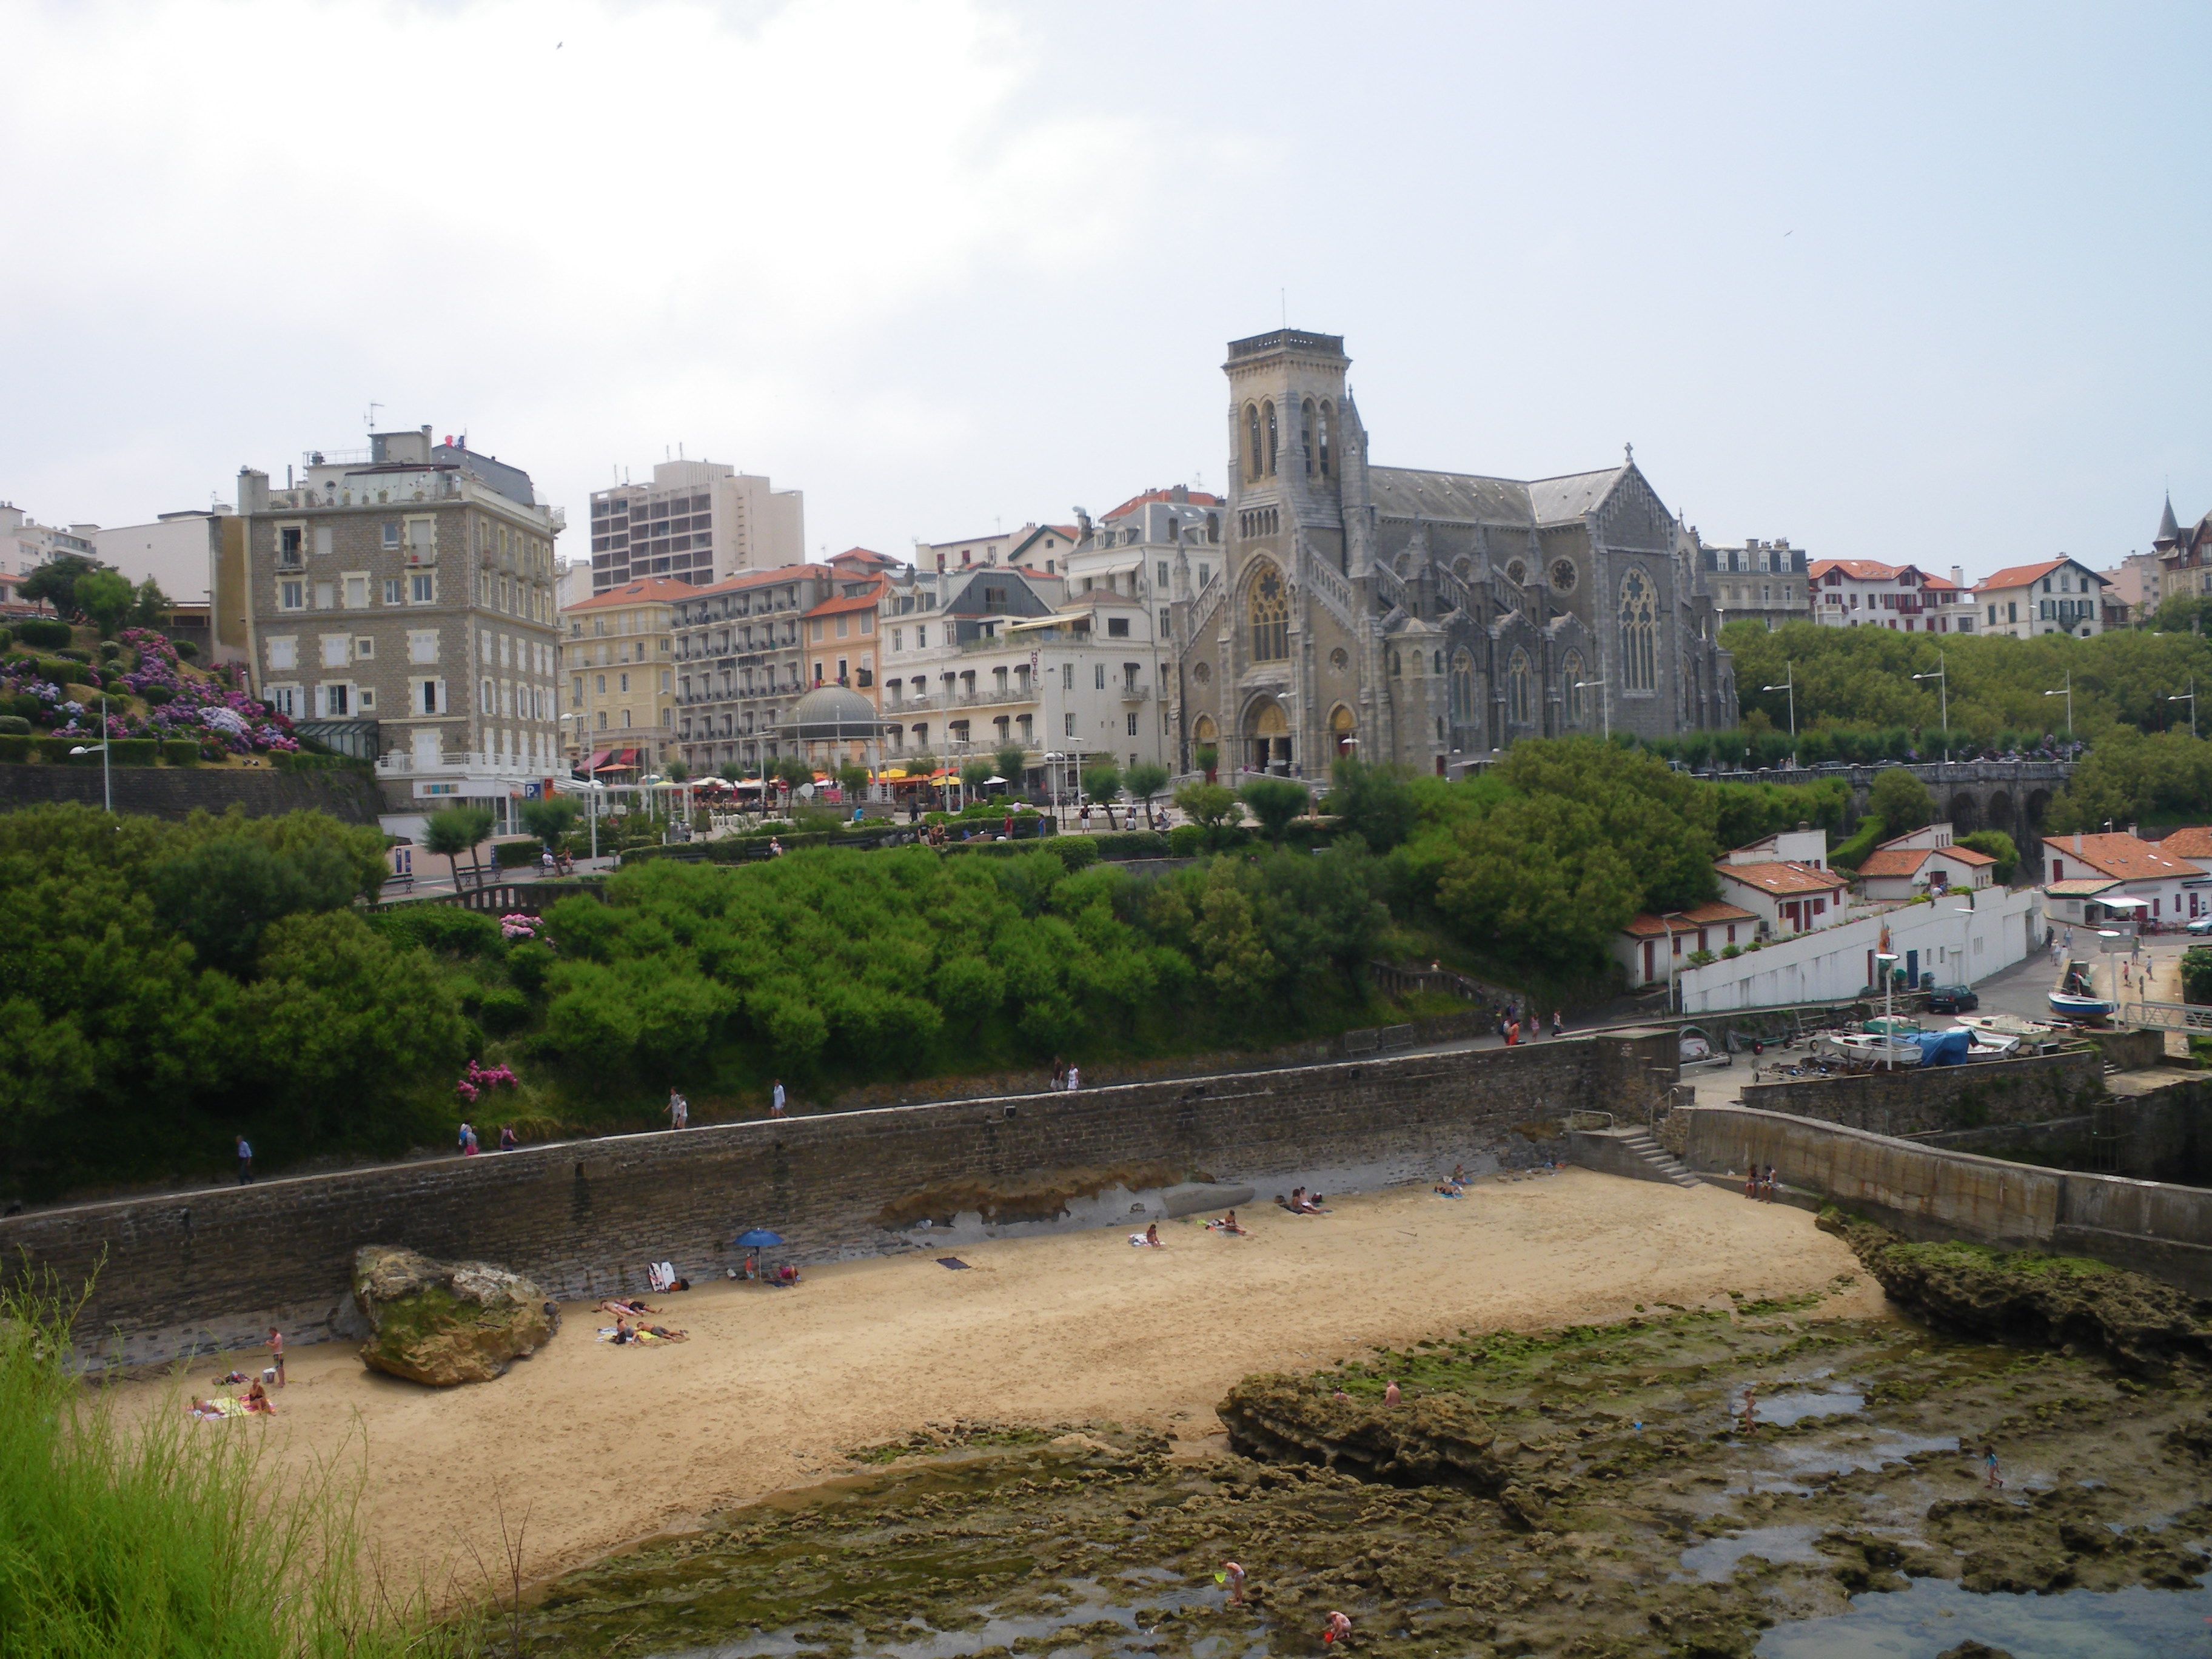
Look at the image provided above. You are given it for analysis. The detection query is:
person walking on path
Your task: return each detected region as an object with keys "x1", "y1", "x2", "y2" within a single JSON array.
[
  {"x1": 499, "y1": 1124, "x2": 518, "y2": 1151},
  {"x1": 266, "y1": 1327, "x2": 285, "y2": 1388},
  {"x1": 1552, "y1": 1009, "x2": 1564, "y2": 1039},
  {"x1": 770, "y1": 1079, "x2": 786, "y2": 1119},
  {"x1": 1984, "y1": 1446, "x2": 2003, "y2": 1489},
  {"x1": 1065, "y1": 1063, "x2": 1081, "y2": 1091},
  {"x1": 1221, "y1": 1561, "x2": 1247, "y2": 1606},
  {"x1": 235, "y1": 1135, "x2": 254, "y2": 1185},
  {"x1": 668, "y1": 1089, "x2": 689, "y2": 1130}
]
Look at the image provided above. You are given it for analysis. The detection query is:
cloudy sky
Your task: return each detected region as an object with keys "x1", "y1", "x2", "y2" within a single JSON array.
[{"x1": 3, "y1": 1, "x2": 2206, "y2": 576}]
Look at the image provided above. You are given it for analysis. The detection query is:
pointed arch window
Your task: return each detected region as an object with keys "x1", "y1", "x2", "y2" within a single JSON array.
[
  {"x1": 1248, "y1": 565, "x2": 1289, "y2": 662},
  {"x1": 1450, "y1": 649, "x2": 1476, "y2": 726},
  {"x1": 1244, "y1": 404, "x2": 1262, "y2": 483},
  {"x1": 1301, "y1": 399, "x2": 1317, "y2": 475},
  {"x1": 1562, "y1": 650, "x2": 1586, "y2": 726},
  {"x1": 1318, "y1": 402, "x2": 1332, "y2": 477},
  {"x1": 1262, "y1": 401, "x2": 1278, "y2": 476},
  {"x1": 1507, "y1": 649, "x2": 1532, "y2": 725},
  {"x1": 1619, "y1": 569, "x2": 1657, "y2": 692}
]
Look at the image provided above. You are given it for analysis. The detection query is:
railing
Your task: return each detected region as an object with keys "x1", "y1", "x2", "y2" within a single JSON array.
[
  {"x1": 1564, "y1": 1110, "x2": 1615, "y2": 1132},
  {"x1": 1307, "y1": 555, "x2": 1360, "y2": 633},
  {"x1": 2130, "y1": 1000, "x2": 2212, "y2": 1033},
  {"x1": 375, "y1": 751, "x2": 548, "y2": 779},
  {"x1": 1188, "y1": 568, "x2": 1229, "y2": 642}
]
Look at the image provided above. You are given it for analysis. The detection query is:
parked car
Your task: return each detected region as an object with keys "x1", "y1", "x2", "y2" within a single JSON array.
[
  {"x1": 2187, "y1": 914, "x2": 2212, "y2": 936},
  {"x1": 1925, "y1": 985, "x2": 1980, "y2": 1014}
]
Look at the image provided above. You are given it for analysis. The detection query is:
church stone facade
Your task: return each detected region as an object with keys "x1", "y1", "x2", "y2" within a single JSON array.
[{"x1": 1171, "y1": 329, "x2": 1737, "y2": 777}]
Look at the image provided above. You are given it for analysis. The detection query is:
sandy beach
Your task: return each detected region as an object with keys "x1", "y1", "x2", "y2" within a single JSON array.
[{"x1": 124, "y1": 1169, "x2": 1868, "y2": 1603}]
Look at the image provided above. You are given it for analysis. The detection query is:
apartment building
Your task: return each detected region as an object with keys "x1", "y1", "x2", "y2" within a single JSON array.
[
  {"x1": 561, "y1": 577, "x2": 689, "y2": 774},
  {"x1": 672, "y1": 563, "x2": 839, "y2": 774},
  {"x1": 229, "y1": 426, "x2": 563, "y2": 813},
  {"x1": 1810, "y1": 559, "x2": 1976, "y2": 633},
  {"x1": 1696, "y1": 535, "x2": 1810, "y2": 630},
  {"x1": 2152, "y1": 494, "x2": 2212, "y2": 607},
  {"x1": 1973, "y1": 558, "x2": 2108, "y2": 640},
  {"x1": 587, "y1": 460, "x2": 803, "y2": 594},
  {"x1": 92, "y1": 508, "x2": 230, "y2": 607},
  {"x1": 1068, "y1": 486, "x2": 1221, "y2": 768},
  {"x1": 0, "y1": 503, "x2": 96, "y2": 609},
  {"x1": 912, "y1": 520, "x2": 1081, "y2": 578}
]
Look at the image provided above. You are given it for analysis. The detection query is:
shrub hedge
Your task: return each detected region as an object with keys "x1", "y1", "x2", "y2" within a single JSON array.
[
  {"x1": 13, "y1": 618, "x2": 71, "y2": 648},
  {"x1": 162, "y1": 740, "x2": 200, "y2": 765}
]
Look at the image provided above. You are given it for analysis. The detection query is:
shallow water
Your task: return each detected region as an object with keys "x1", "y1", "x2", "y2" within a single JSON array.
[
  {"x1": 1741, "y1": 1387, "x2": 1866, "y2": 1427},
  {"x1": 1757, "y1": 1572, "x2": 2212, "y2": 1658},
  {"x1": 1677, "y1": 1525, "x2": 1828, "y2": 1582}
]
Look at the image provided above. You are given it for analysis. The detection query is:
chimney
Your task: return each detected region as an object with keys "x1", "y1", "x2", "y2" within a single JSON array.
[{"x1": 1951, "y1": 566, "x2": 1964, "y2": 588}]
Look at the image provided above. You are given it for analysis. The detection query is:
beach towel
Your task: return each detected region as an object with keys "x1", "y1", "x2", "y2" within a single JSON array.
[
  {"x1": 192, "y1": 1398, "x2": 250, "y2": 1419},
  {"x1": 597, "y1": 1327, "x2": 670, "y2": 1345},
  {"x1": 936, "y1": 1256, "x2": 970, "y2": 1270}
]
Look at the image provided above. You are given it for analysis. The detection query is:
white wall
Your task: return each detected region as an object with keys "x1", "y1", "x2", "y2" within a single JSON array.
[
  {"x1": 92, "y1": 514, "x2": 221, "y2": 603},
  {"x1": 1675, "y1": 886, "x2": 2044, "y2": 1014}
]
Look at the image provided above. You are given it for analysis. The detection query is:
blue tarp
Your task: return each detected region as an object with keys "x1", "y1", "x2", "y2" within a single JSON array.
[{"x1": 1915, "y1": 1029, "x2": 1973, "y2": 1067}]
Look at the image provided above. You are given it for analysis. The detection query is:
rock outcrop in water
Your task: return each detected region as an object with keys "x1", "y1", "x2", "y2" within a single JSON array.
[
  {"x1": 1817, "y1": 1210, "x2": 2212, "y2": 1374},
  {"x1": 351, "y1": 1244, "x2": 552, "y2": 1386}
]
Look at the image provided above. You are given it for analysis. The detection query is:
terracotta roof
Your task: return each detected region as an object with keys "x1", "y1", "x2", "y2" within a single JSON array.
[
  {"x1": 2040, "y1": 833, "x2": 2194, "y2": 883},
  {"x1": 1809, "y1": 558, "x2": 1899, "y2": 581},
  {"x1": 1942, "y1": 845, "x2": 1997, "y2": 866},
  {"x1": 2045, "y1": 877, "x2": 2123, "y2": 897},
  {"x1": 830, "y1": 546, "x2": 899, "y2": 567},
  {"x1": 1620, "y1": 901, "x2": 1759, "y2": 939},
  {"x1": 1920, "y1": 573, "x2": 1963, "y2": 591},
  {"x1": 1976, "y1": 558, "x2": 2105, "y2": 594},
  {"x1": 2157, "y1": 826, "x2": 2212, "y2": 860},
  {"x1": 561, "y1": 576, "x2": 700, "y2": 612},
  {"x1": 684, "y1": 563, "x2": 832, "y2": 596},
  {"x1": 1718, "y1": 861, "x2": 1851, "y2": 897},
  {"x1": 1100, "y1": 488, "x2": 1224, "y2": 522},
  {"x1": 1856, "y1": 847, "x2": 1932, "y2": 879},
  {"x1": 802, "y1": 580, "x2": 886, "y2": 619}
]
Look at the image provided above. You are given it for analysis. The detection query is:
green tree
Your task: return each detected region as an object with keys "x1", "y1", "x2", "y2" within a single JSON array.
[
  {"x1": 17, "y1": 554, "x2": 99, "y2": 618},
  {"x1": 520, "y1": 797, "x2": 579, "y2": 849},
  {"x1": 73, "y1": 569, "x2": 134, "y2": 637},
  {"x1": 129, "y1": 576, "x2": 171, "y2": 629},
  {"x1": 1173, "y1": 782, "x2": 1243, "y2": 845},
  {"x1": 424, "y1": 805, "x2": 494, "y2": 890},
  {"x1": 1957, "y1": 829, "x2": 2021, "y2": 885},
  {"x1": 961, "y1": 756, "x2": 996, "y2": 797},
  {"x1": 1081, "y1": 762, "x2": 1122, "y2": 805},
  {"x1": 775, "y1": 756, "x2": 815, "y2": 806},
  {"x1": 994, "y1": 744, "x2": 1028, "y2": 788},
  {"x1": 663, "y1": 758, "x2": 691, "y2": 784},
  {"x1": 1867, "y1": 766, "x2": 1934, "y2": 833},
  {"x1": 837, "y1": 762, "x2": 871, "y2": 799},
  {"x1": 1124, "y1": 762, "x2": 1170, "y2": 817},
  {"x1": 1193, "y1": 743, "x2": 1219, "y2": 777},
  {"x1": 2185, "y1": 946, "x2": 2212, "y2": 1007},
  {"x1": 1238, "y1": 776, "x2": 1309, "y2": 845},
  {"x1": 1324, "y1": 757, "x2": 1419, "y2": 852},
  {"x1": 151, "y1": 834, "x2": 359, "y2": 976},
  {"x1": 718, "y1": 762, "x2": 742, "y2": 783}
]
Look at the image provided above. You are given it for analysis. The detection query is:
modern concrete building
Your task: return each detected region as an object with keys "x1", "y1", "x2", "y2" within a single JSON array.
[
  {"x1": 1973, "y1": 558, "x2": 2108, "y2": 640},
  {"x1": 91, "y1": 508, "x2": 230, "y2": 606},
  {"x1": 560, "y1": 576, "x2": 691, "y2": 776},
  {"x1": 672, "y1": 563, "x2": 841, "y2": 774},
  {"x1": 225, "y1": 426, "x2": 564, "y2": 823},
  {"x1": 1174, "y1": 328, "x2": 1738, "y2": 781},
  {"x1": 1810, "y1": 559, "x2": 1976, "y2": 633},
  {"x1": 588, "y1": 460, "x2": 803, "y2": 593},
  {"x1": 912, "y1": 521, "x2": 1079, "y2": 577},
  {"x1": 1696, "y1": 535, "x2": 1811, "y2": 631}
]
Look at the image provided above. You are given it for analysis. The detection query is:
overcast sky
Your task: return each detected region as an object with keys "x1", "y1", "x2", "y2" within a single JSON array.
[{"x1": 4, "y1": 1, "x2": 2206, "y2": 578}]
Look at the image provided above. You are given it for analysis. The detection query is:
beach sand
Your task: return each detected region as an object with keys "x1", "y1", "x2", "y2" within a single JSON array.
[{"x1": 127, "y1": 1169, "x2": 1869, "y2": 1603}]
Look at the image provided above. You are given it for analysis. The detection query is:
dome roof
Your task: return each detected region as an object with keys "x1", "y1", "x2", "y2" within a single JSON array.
[{"x1": 782, "y1": 684, "x2": 884, "y2": 739}]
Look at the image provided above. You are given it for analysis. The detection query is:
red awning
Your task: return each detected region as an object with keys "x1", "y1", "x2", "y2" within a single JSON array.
[{"x1": 582, "y1": 749, "x2": 615, "y2": 771}]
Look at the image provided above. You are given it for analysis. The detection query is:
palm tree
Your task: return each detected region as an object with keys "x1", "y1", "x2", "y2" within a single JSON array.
[{"x1": 425, "y1": 805, "x2": 494, "y2": 890}]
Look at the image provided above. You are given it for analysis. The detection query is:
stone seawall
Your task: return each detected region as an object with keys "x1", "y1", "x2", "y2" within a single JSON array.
[
  {"x1": 1738, "y1": 1047, "x2": 2106, "y2": 1138},
  {"x1": 2, "y1": 1031, "x2": 1675, "y2": 1367},
  {"x1": 1678, "y1": 1104, "x2": 2212, "y2": 1294},
  {"x1": 0, "y1": 762, "x2": 383, "y2": 824}
]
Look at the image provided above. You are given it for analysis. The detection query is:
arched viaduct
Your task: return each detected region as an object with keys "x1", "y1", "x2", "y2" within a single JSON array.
[{"x1": 1749, "y1": 760, "x2": 2074, "y2": 874}]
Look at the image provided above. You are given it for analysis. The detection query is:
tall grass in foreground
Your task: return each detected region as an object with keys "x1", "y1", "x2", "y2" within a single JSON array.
[{"x1": 0, "y1": 1277, "x2": 478, "y2": 1658}]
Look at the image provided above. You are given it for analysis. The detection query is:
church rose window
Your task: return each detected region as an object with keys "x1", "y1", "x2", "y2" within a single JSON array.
[
  {"x1": 1550, "y1": 558, "x2": 1578, "y2": 592},
  {"x1": 1504, "y1": 559, "x2": 1528, "y2": 586},
  {"x1": 1248, "y1": 567, "x2": 1289, "y2": 662},
  {"x1": 1329, "y1": 646, "x2": 1349, "y2": 671},
  {"x1": 1620, "y1": 569, "x2": 1657, "y2": 691}
]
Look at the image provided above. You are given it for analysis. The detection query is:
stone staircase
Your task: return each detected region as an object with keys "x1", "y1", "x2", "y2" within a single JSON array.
[
  {"x1": 1561, "y1": 1125, "x2": 1703, "y2": 1189},
  {"x1": 1617, "y1": 1128, "x2": 1702, "y2": 1188}
]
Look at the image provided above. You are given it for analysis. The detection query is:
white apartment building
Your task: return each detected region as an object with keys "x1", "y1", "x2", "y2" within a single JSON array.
[
  {"x1": 913, "y1": 521, "x2": 1081, "y2": 578},
  {"x1": 1810, "y1": 559, "x2": 1976, "y2": 634},
  {"x1": 92, "y1": 508, "x2": 230, "y2": 605},
  {"x1": 0, "y1": 503, "x2": 97, "y2": 609},
  {"x1": 1974, "y1": 557, "x2": 2108, "y2": 640},
  {"x1": 1071, "y1": 486, "x2": 1224, "y2": 773},
  {"x1": 588, "y1": 459, "x2": 803, "y2": 593},
  {"x1": 228, "y1": 427, "x2": 563, "y2": 820}
]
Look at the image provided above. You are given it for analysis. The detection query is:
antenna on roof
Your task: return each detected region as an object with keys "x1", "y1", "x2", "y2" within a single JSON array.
[{"x1": 366, "y1": 401, "x2": 382, "y2": 431}]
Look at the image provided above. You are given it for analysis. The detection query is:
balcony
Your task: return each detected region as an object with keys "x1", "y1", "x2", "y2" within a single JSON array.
[
  {"x1": 1118, "y1": 679, "x2": 1151, "y2": 701},
  {"x1": 375, "y1": 751, "x2": 546, "y2": 780}
]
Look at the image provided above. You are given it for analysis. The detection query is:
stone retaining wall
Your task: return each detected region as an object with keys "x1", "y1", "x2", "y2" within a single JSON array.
[
  {"x1": 0, "y1": 762, "x2": 383, "y2": 823},
  {"x1": 1738, "y1": 1047, "x2": 2105, "y2": 1138},
  {"x1": 2, "y1": 1030, "x2": 1675, "y2": 1367}
]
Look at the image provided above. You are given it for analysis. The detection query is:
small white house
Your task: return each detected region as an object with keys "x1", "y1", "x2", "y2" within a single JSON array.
[
  {"x1": 2042, "y1": 831, "x2": 2201, "y2": 927},
  {"x1": 1976, "y1": 557, "x2": 2108, "y2": 640},
  {"x1": 1854, "y1": 823, "x2": 1996, "y2": 902},
  {"x1": 1617, "y1": 900, "x2": 1761, "y2": 990},
  {"x1": 1721, "y1": 826, "x2": 1831, "y2": 870},
  {"x1": 1715, "y1": 859, "x2": 1851, "y2": 939}
]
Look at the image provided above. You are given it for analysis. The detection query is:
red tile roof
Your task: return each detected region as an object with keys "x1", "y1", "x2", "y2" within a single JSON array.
[
  {"x1": 1856, "y1": 847, "x2": 1931, "y2": 879},
  {"x1": 1718, "y1": 861, "x2": 1851, "y2": 897},
  {"x1": 803, "y1": 579, "x2": 886, "y2": 618},
  {"x1": 1976, "y1": 558, "x2": 2105, "y2": 594},
  {"x1": 560, "y1": 576, "x2": 701, "y2": 612},
  {"x1": 2041, "y1": 833, "x2": 2193, "y2": 883},
  {"x1": 1620, "y1": 901, "x2": 1759, "y2": 939},
  {"x1": 1100, "y1": 488, "x2": 1224, "y2": 522},
  {"x1": 685, "y1": 563, "x2": 833, "y2": 595},
  {"x1": 1809, "y1": 558, "x2": 1899, "y2": 581},
  {"x1": 830, "y1": 546, "x2": 899, "y2": 567},
  {"x1": 2157, "y1": 826, "x2": 2212, "y2": 860}
]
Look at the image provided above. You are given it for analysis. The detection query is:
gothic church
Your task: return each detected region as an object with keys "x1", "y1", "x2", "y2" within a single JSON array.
[{"x1": 1173, "y1": 329, "x2": 1737, "y2": 776}]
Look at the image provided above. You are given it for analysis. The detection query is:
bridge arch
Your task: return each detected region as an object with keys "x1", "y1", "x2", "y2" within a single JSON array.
[{"x1": 1948, "y1": 792, "x2": 1982, "y2": 836}]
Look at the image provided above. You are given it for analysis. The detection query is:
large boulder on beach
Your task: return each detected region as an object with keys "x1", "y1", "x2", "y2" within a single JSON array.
[{"x1": 350, "y1": 1245, "x2": 552, "y2": 1386}]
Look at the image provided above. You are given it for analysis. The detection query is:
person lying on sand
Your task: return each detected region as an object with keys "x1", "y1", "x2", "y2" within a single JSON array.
[
  {"x1": 1296, "y1": 1192, "x2": 1331, "y2": 1214},
  {"x1": 644, "y1": 1325, "x2": 688, "y2": 1342},
  {"x1": 598, "y1": 1298, "x2": 660, "y2": 1318}
]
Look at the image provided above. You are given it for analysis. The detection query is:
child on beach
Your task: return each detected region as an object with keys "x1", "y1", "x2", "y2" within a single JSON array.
[
  {"x1": 1383, "y1": 1380, "x2": 1401, "y2": 1407},
  {"x1": 1221, "y1": 1561, "x2": 1246, "y2": 1605},
  {"x1": 1985, "y1": 1446, "x2": 2003, "y2": 1489},
  {"x1": 1323, "y1": 1611, "x2": 1353, "y2": 1646}
]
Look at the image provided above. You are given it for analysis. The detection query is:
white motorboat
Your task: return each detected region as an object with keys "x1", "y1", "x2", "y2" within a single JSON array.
[{"x1": 1812, "y1": 1030, "x2": 1925, "y2": 1069}]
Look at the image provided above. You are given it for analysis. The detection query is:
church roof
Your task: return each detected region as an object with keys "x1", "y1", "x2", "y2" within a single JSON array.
[{"x1": 1366, "y1": 464, "x2": 1629, "y2": 529}]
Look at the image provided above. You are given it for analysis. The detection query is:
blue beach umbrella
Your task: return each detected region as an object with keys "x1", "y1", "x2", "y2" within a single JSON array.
[{"x1": 734, "y1": 1228, "x2": 785, "y2": 1248}]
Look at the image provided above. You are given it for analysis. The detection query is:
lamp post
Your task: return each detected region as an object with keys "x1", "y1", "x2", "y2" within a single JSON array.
[
  {"x1": 2043, "y1": 671, "x2": 2073, "y2": 749},
  {"x1": 1875, "y1": 951, "x2": 1900, "y2": 1068},
  {"x1": 67, "y1": 691, "x2": 112, "y2": 815},
  {"x1": 1912, "y1": 652, "x2": 1949, "y2": 760},
  {"x1": 1574, "y1": 677, "x2": 1610, "y2": 740},
  {"x1": 1760, "y1": 665, "x2": 1797, "y2": 767},
  {"x1": 2171, "y1": 676, "x2": 2197, "y2": 740}
]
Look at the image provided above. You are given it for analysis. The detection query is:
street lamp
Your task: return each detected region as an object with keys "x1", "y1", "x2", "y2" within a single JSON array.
[
  {"x1": 2043, "y1": 671, "x2": 2074, "y2": 749},
  {"x1": 2171, "y1": 676, "x2": 2197, "y2": 740},
  {"x1": 1760, "y1": 665, "x2": 1797, "y2": 767},
  {"x1": 1574, "y1": 677, "x2": 1610, "y2": 740},
  {"x1": 1912, "y1": 652, "x2": 1949, "y2": 761},
  {"x1": 67, "y1": 691, "x2": 112, "y2": 815}
]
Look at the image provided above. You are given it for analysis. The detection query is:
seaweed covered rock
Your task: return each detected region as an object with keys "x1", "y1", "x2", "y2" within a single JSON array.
[
  {"x1": 351, "y1": 1244, "x2": 552, "y2": 1386},
  {"x1": 1216, "y1": 1374, "x2": 1515, "y2": 1498},
  {"x1": 1817, "y1": 1210, "x2": 2212, "y2": 1375}
]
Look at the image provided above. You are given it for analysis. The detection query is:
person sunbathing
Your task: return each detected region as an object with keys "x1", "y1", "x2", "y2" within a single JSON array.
[
  {"x1": 1212, "y1": 1210, "x2": 1248, "y2": 1235},
  {"x1": 244, "y1": 1380, "x2": 275, "y2": 1414},
  {"x1": 643, "y1": 1325, "x2": 689, "y2": 1342},
  {"x1": 598, "y1": 1298, "x2": 659, "y2": 1318}
]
